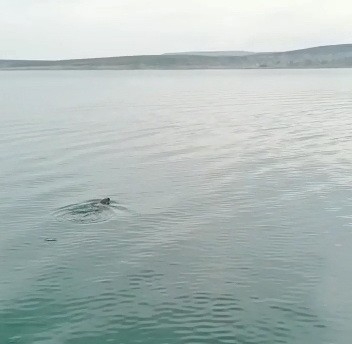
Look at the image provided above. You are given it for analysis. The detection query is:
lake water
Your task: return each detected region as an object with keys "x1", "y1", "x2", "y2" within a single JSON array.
[{"x1": 1, "y1": 70, "x2": 352, "y2": 344}]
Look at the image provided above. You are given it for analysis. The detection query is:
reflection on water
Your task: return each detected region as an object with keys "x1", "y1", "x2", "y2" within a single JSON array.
[{"x1": 0, "y1": 70, "x2": 352, "y2": 344}]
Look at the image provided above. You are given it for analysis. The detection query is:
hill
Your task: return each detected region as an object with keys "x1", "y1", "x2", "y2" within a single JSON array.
[
  {"x1": 163, "y1": 51, "x2": 257, "y2": 57},
  {"x1": 1, "y1": 44, "x2": 352, "y2": 70}
]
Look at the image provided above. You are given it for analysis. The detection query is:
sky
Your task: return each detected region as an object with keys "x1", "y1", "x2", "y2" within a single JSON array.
[{"x1": 1, "y1": 0, "x2": 351, "y2": 60}]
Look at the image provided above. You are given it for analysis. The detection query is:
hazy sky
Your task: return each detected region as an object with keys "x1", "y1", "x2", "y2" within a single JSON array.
[{"x1": 1, "y1": 0, "x2": 351, "y2": 59}]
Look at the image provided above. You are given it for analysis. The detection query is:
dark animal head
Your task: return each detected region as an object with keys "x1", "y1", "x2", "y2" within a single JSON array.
[{"x1": 100, "y1": 198, "x2": 111, "y2": 205}]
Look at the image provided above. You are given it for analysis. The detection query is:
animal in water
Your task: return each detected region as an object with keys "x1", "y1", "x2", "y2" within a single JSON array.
[{"x1": 100, "y1": 197, "x2": 111, "y2": 205}]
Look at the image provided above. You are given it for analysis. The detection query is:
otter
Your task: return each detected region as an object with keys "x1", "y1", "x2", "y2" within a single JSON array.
[{"x1": 100, "y1": 198, "x2": 111, "y2": 205}]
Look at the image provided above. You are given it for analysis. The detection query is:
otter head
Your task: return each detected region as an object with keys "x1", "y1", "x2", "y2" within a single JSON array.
[{"x1": 100, "y1": 197, "x2": 111, "y2": 205}]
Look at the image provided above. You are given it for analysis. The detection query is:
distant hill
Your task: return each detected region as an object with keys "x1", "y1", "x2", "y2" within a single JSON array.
[
  {"x1": 1, "y1": 44, "x2": 352, "y2": 70},
  {"x1": 164, "y1": 51, "x2": 257, "y2": 57}
]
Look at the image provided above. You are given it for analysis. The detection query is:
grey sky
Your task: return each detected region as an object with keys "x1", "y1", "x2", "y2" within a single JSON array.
[{"x1": 1, "y1": 0, "x2": 351, "y2": 60}]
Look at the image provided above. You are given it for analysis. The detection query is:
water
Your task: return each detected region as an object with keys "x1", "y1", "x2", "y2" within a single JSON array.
[{"x1": 0, "y1": 69, "x2": 352, "y2": 344}]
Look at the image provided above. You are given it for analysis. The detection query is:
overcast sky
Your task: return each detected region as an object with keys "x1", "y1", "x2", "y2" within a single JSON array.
[{"x1": 1, "y1": 0, "x2": 351, "y2": 60}]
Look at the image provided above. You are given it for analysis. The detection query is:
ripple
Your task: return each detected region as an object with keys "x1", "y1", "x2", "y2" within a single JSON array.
[{"x1": 53, "y1": 199, "x2": 127, "y2": 224}]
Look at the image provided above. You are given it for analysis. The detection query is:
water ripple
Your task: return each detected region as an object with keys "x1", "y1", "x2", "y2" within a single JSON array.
[{"x1": 53, "y1": 199, "x2": 128, "y2": 224}]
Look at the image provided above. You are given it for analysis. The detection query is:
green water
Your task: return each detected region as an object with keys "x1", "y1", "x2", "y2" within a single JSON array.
[{"x1": 1, "y1": 70, "x2": 352, "y2": 343}]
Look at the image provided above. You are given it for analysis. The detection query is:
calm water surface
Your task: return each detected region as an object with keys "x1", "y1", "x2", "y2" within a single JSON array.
[{"x1": 1, "y1": 70, "x2": 352, "y2": 344}]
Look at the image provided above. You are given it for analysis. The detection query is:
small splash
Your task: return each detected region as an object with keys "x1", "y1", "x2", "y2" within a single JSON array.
[{"x1": 53, "y1": 199, "x2": 127, "y2": 224}]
